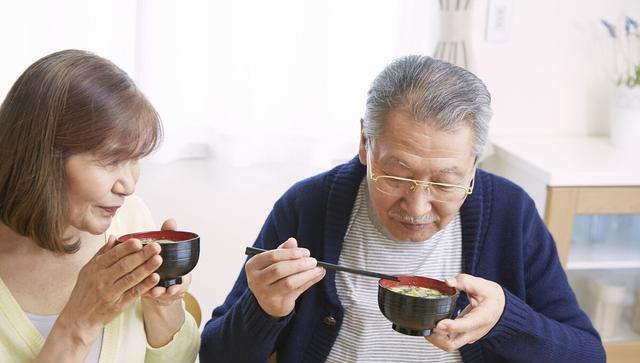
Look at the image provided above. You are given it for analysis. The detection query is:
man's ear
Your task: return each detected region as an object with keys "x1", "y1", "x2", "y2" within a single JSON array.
[{"x1": 358, "y1": 118, "x2": 367, "y2": 165}]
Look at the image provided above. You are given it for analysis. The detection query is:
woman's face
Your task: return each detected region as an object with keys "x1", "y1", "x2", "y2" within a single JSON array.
[{"x1": 64, "y1": 153, "x2": 140, "y2": 235}]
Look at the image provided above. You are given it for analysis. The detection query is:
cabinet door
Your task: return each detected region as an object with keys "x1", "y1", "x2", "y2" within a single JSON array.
[
  {"x1": 545, "y1": 186, "x2": 640, "y2": 363},
  {"x1": 545, "y1": 187, "x2": 640, "y2": 265}
]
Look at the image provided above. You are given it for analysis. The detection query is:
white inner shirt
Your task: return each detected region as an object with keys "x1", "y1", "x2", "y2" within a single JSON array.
[
  {"x1": 27, "y1": 313, "x2": 103, "y2": 363},
  {"x1": 325, "y1": 180, "x2": 463, "y2": 363}
]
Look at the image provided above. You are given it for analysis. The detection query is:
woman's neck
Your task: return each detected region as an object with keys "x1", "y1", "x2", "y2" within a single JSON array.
[
  {"x1": 0, "y1": 223, "x2": 103, "y2": 259},
  {"x1": 0, "y1": 222, "x2": 40, "y2": 254}
]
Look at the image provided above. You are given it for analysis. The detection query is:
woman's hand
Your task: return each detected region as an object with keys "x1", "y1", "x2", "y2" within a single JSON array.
[
  {"x1": 142, "y1": 273, "x2": 191, "y2": 305},
  {"x1": 245, "y1": 238, "x2": 326, "y2": 318},
  {"x1": 36, "y1": 236, "x2": 161, "y2": 362},
  {"x1": 426, "y1": 274, "x2": 505, "y2": 352},
  {"x1": 141, "y1": 218, "x2": 189, "y2": 348}
]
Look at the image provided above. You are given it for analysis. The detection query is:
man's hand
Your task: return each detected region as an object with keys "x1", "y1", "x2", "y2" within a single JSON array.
[
  {"x1": 426, "y1": 274, "x2": 505, "y2": 351},
  {"x1": 245, "y1": 238, "x2": 326, "y2": 318}
]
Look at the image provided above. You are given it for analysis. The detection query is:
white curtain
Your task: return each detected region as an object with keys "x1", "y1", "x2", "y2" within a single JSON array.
[{"x1": 134, "y1": 0, "x2": 439, "y2": 166}]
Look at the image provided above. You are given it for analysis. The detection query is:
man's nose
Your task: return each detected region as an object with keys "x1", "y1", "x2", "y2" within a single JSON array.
[{"x1": 401, "y1": 186, "x2": 433, "y2": 216}]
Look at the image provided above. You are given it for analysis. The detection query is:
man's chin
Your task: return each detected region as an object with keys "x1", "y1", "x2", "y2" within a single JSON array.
[
  {"x1": 389, "y1": 225, "x2": 433, "y2": 242},
  {"x1": 388, "y1": 222, "x2": 437, "y2": 242}
]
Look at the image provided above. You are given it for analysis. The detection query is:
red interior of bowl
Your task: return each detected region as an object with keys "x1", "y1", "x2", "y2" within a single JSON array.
[
  {"x1": 118, "y1": 230, "x2": 198, "y2": 243},
  {"x1": 379, "y1": 275, "x2": 456, "y2": 296}
]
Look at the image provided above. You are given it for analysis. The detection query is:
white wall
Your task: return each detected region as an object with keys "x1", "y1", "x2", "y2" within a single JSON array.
[
  {"x1": 133, "y1": 0, "x2": 439, "y2": 165},
  {"x1": 470, "y1": 0, "x2": 640, "y2": 137},
  {"x1": 0, "y1": 0, "x2": 137, "y2": 97}
]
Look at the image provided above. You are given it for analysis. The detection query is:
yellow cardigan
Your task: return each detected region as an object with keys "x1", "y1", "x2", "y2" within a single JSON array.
[{"x1": 0, "y1": 195, "x2": 200, "y2": 363}]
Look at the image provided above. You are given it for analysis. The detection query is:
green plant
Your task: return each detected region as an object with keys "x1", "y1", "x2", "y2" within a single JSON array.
[{"x1": 602, "y1": 17, "x2": 640, "y2": 87}]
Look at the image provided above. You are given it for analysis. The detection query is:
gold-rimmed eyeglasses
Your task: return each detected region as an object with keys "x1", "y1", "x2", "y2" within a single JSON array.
[{"x1": 366, "y1": 146, "x2": 476, "y2": 203}]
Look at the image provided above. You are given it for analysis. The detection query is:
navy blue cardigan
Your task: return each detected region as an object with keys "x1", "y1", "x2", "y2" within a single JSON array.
[{"x1": 200, "y1": 157, "x2": 605, "y2": 363}]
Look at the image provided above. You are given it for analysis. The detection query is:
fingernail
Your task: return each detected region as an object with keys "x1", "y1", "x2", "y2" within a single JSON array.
[
  {"x1": 301, "y1": 248, "x2": 311, "y2": 257},
  {"x1": 445, "y1": 277, "x2": 456, "y2": 286},
  {"x1": 307, "y1": 258, "x2": 317, "y2": 267}
]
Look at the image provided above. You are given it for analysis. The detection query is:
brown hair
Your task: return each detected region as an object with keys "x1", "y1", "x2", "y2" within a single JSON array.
[{"x1": 0, "y1": 49, "x2": 162, "y2": 253}]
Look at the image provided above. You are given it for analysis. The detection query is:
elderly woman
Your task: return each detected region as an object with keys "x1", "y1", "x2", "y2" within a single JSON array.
[{"x1": 0, "y1": 50, "x2": 199, "y2": 362}]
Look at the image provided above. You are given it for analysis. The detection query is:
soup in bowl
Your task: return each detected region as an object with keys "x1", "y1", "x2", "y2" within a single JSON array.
[
  {"x1": 378, "y1": 276, "x2": 459, "y2": 336},
  {"x1": 117, "y1": 230, "x2": 200, "y2": 288}
]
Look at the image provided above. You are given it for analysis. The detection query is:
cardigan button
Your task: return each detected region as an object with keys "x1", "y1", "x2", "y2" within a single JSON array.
[{"x1": 323, "y1": 315, "x2": 337, "y2": 326}]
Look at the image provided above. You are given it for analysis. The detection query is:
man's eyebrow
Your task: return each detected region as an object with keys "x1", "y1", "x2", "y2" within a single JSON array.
[
  {"x1": 387, "y1": 157, "x2": 466, "y2": 175},
  {"x1": 388, "y1": 156, "x2": 412, "y2": 169},
  {"x1": 438, "y1": 166, "x2": 463, "y2": 176}
]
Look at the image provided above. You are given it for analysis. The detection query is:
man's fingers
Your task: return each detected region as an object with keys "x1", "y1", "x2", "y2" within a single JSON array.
[
  {"x1": 427, "y1": 330, "x2": 478, "y2": 352},
  {"x1": 425, "y1": 330, "x2": 447, "y2": 347},
  {"x1": 259, "y1": 258, "x2": 317, "y2": 284},
  {"x1": 457, "y1": 303, "x2": 473, "y2": 318},
  {"x1": 451, "y1": 274, "x2": 491, "y2": 298},
  {"x1": 438, "y1": 309, "x2": 485, "y2": 334},
  {"x1": 273, "y1": 266, "x2": 325, "y2": 293},
  {"x1": 293, "y1": 267, "x2": 326, "y2": 295},
  {"x1": 278, "y1": 237, "x2": 298, "y2": 249},
  {"x1": 248, "y1": 247, "x2": 311, "y2": 270}
]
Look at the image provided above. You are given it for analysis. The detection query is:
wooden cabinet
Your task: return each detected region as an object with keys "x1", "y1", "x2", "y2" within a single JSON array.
[{"x1": 482, "y1": 136, "x2": 640, "y2": 363}]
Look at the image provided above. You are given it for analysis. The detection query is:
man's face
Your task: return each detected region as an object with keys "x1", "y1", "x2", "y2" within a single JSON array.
[{"x1": 358, "y1": 110, "x2": 476, "y2": 242}]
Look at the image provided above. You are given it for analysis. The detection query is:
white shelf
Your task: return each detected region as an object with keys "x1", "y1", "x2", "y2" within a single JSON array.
[
  {"x1": 567, "y1": 242, "x2": 640, "y2": 270},
  {"x1": 568, "y1": 261, "x2": 640, "y2": 270},
  {"x1": 490, "y1": 136, "x2": 640, "y2": 187},
  {"x1": 602, "y1": 311, "x2": 640, "y2": 343}
]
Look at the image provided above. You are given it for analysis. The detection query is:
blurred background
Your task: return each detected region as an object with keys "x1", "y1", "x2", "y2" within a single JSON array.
[{"x1": 1, "y1": 1, "x2": 639, "y2": 350}]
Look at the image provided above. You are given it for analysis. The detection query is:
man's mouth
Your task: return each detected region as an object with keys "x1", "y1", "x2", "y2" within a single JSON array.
[{"x1": 399, "y1": 222, "x2": 428, "y2": 231}]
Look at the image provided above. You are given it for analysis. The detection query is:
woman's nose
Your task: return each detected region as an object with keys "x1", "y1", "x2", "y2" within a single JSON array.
[{"x1": 112, "y1": 161, "x2": 139, "y2": 196}]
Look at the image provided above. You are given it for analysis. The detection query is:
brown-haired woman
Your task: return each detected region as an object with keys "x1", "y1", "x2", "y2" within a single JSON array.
[{"x1": 0, "y1": 50, "x2": 199, "y2": 363}]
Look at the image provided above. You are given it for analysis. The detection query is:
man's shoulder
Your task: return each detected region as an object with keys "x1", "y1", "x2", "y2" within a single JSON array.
[
  {"x1": 286, "y1": 166, "x2": 337, "y2": 197},
  {"x1": 478, "y1": 168, "x2": 531, "y2": 199},
  {"x1": 476, "y1": 168, "x2": 539, "y2": 214},
  {"x1": 278, "y1": 157, "x2": 362, "y2": 207}
]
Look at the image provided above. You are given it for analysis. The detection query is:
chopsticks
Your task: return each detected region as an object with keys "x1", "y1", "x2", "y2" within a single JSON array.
[{"x1": 245, "y1": 246, "x2": 400, "y2": 282}]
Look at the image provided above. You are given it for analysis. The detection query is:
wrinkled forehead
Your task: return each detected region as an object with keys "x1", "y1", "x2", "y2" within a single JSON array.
[{"x1": 370, "y1": 118, "x2": 476, "y2": 176}]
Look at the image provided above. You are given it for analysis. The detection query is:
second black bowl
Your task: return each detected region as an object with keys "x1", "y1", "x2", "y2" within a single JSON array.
[
  {"x1": 378, "y1": 276, "x2": 458, "y2": 336},
  {"x1": 118, "y1": 230, "x2": 200, "y2": 288}
]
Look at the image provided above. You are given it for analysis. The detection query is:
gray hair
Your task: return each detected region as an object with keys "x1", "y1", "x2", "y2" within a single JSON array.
[{"x1": 363, "y1": 55, "x2": 492, "y2": 156}]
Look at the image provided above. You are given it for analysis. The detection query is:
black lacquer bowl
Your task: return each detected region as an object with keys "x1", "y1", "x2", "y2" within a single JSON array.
[
  {"x1": 378, "y1": 275, "x2": 459, "y2": 336},
  {"x1": 118, "y1": 230, "x2": 200, "y2": 288}
]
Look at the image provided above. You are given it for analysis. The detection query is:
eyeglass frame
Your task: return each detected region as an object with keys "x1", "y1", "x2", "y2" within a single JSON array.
[{"x1": 365, "y1": 141, "x2": 477, "y2": 199}]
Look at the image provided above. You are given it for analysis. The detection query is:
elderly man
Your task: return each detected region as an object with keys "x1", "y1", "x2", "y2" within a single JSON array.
[{"x1": 200, "y1": 56, "x2": 605, "y2": 363}]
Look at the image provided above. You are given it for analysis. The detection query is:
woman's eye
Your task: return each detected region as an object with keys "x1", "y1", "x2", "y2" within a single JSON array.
[{"x1": 97, "y1": 160, "x2": 121, "y2": 168}]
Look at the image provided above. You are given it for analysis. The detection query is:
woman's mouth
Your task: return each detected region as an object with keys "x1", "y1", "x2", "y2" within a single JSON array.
[{"x1": 99, "y1": 206, "x2": 120, "y2": 216}]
